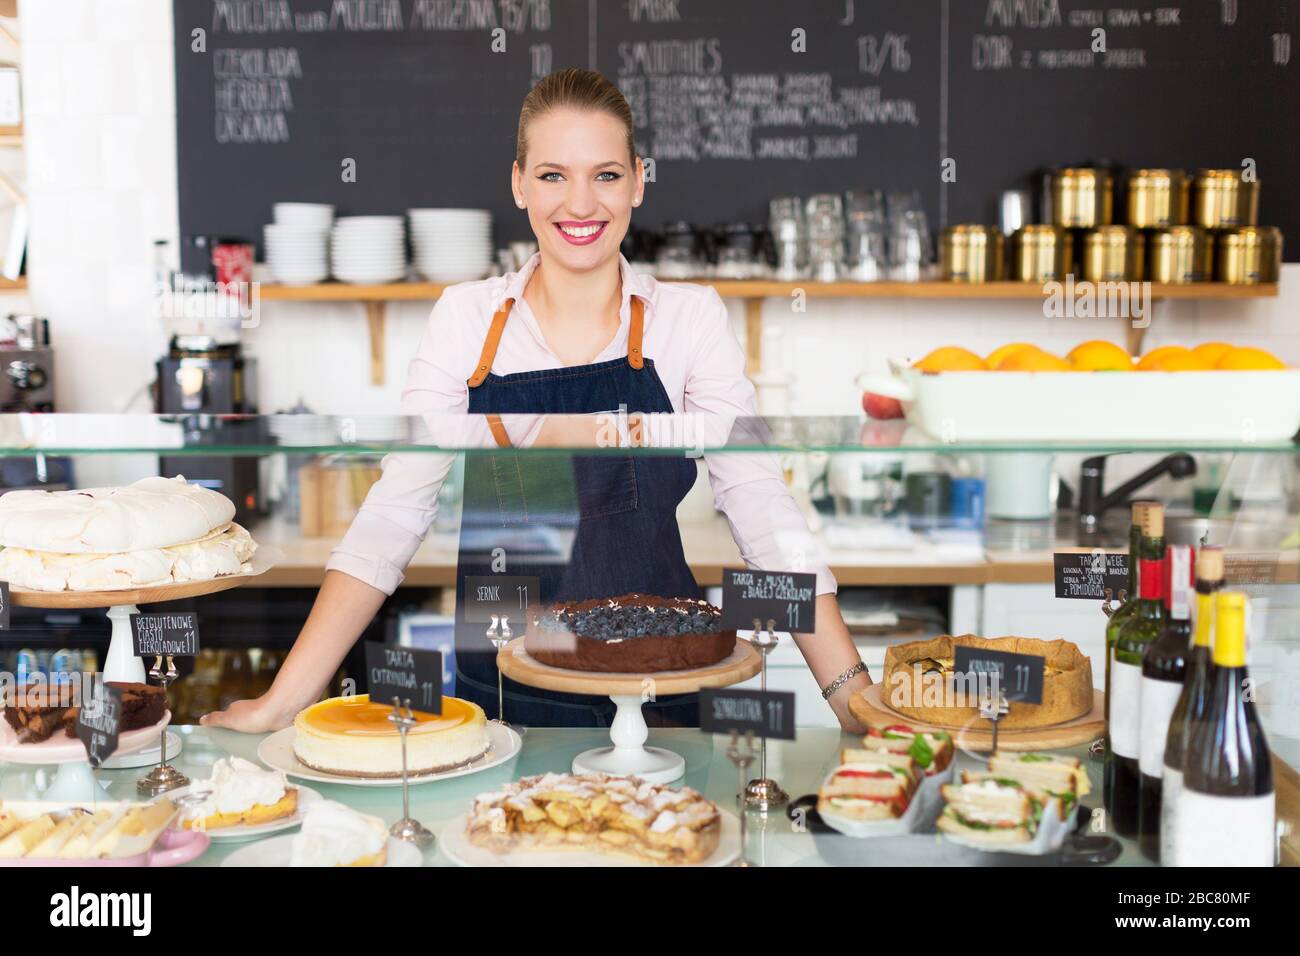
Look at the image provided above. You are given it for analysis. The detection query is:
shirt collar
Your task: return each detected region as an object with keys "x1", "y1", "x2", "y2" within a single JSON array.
[{"x1": 500, "y1": 252, "x2": 653, "y2": 316}]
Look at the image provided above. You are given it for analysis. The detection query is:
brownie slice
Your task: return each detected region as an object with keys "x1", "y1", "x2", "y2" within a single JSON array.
[
  {"x1": 106, "y1": 681, "x2": 167, "y2": 730},
  {"x1": 3, "y1": 684, "x2": 78, "y2": 744}
]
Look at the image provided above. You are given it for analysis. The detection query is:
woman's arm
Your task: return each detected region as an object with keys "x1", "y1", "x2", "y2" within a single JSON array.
[
  {"x1": 204, "y1": 293, "x2": 480, "y2": 730},
  {"x1": 201, "y1": 571, "x2": 386, "y2": 731},
  {"x1": 792, "y1": 595, "x2": 872, "y2": 733},
  {"x1": 683, "y1": 289, "x2": 871, "y2": 733}
]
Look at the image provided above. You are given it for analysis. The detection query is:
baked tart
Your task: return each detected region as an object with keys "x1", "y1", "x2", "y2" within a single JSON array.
[{"x1": 883, "y1": 635, "x2": 1093, "y2": 730}]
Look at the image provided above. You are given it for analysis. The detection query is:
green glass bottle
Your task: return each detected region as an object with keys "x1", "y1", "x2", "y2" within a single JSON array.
[
  {"x1": 1109, "y1": 502, "x2": 1167, "y2": 838},
  {"x1": 1102, "y1": 502, "x2": 1148, "y2": 817}
]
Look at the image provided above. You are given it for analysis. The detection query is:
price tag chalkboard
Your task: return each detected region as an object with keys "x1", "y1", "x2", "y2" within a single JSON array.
[
  {"x1": 1053, "y1": 551, "x2": 1129, "y2": 601},
  {"x1": 463, "y1": 576, "x2": 539, "y2": 625},
  {"x1": 0, "y1": 580, "x2": 9, "y2": 630},
  {"x1": 720, "y1": 569, "x2": 817, "y2": 633},
  {"x1": 699, "y1": 688, "x2": 795, "y2": 741},
  {"x1": 130, "y1": 612, "x2": 200, "y2": 657},
  {"x1": 953, "y1": 646, "x2": 1045, "y2": 705},
  {"x1": 76, "y1": 684, "x2": 123, "y2": 768},
  {"x1": 364, "y1": 643, "x2": 442, "y2": 715}
]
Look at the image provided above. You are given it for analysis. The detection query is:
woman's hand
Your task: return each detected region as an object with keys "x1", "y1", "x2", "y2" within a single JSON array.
[{"x1": 200, "y1": 694, "x2": 298, "y2": 734}]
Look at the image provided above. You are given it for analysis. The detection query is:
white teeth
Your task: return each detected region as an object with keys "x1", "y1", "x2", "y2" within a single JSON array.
[{"x1": 559, "y1": 224, "x2": 603, "y2": 238}]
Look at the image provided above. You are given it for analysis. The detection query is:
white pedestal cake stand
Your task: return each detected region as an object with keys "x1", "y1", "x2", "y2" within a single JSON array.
[
  {"x1": 7, "y1": 550, "x2": 279, "y2": 794},
  {"x1": 497, "y1": 637, "x2": 761, "y2": 784}
]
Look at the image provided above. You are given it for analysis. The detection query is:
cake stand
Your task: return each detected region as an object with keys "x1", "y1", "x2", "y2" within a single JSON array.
[
  {"x1": 497, "y1": 637, "x2": 762, "y2": 784},
  {"x1": 6, "y1": 550, "x2": 279, "y2": 788}
]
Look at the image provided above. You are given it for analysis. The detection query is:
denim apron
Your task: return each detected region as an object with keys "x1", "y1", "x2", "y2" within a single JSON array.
[{"x1": 453, "y1": 294, "x2": 702, "y2": 728}]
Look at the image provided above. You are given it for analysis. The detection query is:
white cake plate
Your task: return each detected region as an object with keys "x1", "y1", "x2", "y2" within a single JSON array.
[
  {"x1": 496, "y1": 638, "x2": 762, "y2": 785},
  {"x1": 0, "y1": 711, "x2": 173, "y2": 801},
  {"x1": 9, "y1": 548, "x2": 281, "y2": 684}
]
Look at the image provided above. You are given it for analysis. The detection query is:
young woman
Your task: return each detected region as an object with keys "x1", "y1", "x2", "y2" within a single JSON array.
[{"x1": 204, "y1": 69, "x2": 871, "y2": 733}]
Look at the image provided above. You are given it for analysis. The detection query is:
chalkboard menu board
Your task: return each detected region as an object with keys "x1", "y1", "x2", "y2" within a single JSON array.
[{"x1": 175, "y1": 1, "x2": 1298, "y2": 272}]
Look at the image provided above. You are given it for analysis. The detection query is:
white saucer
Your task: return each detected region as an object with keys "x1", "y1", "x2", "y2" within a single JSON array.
[
  {"x1": 255, "y1": 720, "x2": 521, "y2": 787},
  {"x1": 0, "y1": 711, "x2": 172, "y2": 765},
  {"x1": 438, "y1": 808, "x2": 741, "y2": 867},
  {"x1": 168, "y1": 783, "x2": 323, "y2": 842},
  {"x1": 220, "y1": 834, "x2": 422, "y2": 867}
]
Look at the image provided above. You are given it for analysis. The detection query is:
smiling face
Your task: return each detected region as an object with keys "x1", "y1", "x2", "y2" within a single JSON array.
[{"x1": 512, "y1": 107, "x2": 643, "y2": 273}]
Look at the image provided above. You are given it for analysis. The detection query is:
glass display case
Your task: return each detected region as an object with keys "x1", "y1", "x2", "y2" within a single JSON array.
[{"x1": 0, "y1": 412, "x2": 1295, "y2": 868}]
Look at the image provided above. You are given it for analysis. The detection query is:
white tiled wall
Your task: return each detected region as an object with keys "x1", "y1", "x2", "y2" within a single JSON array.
[{"x1": 16, "y1": 0, "x2": 1300, "y2": 491}]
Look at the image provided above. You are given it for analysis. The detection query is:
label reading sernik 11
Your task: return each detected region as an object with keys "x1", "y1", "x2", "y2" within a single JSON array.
[
  {"x1": 720, "y1": 568, "x2": 817, "y2": 632},
  {"x1": 463, "y1": 575, "x2": 539, "y2": 624},
  {"x1": 364, "y1": 642, "x2": 442, "y2": 715}
]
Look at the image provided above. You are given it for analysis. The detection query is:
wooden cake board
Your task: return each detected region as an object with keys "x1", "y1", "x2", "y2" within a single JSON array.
[
  {"x1": 497, "y1": 637, "x2": 762, "y2": 783},
  {"x1": 849, "y1": 682, "x2": 1105, "y2": 753}
]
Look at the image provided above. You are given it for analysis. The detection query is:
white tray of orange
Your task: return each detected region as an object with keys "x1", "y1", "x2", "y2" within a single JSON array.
[{"x1": 860, "y1": 341, "x2": 1300, "y2": 443}]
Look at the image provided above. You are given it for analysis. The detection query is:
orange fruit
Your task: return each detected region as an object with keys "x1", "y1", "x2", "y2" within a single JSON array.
[
  {"x1": 1136, "y1": 345, "x2": 1192, "y2": 371},
  {"x1": 1151, "y1": 352, "x2": 1213, "y2": 371},
  {"x1": 1191, "y1": 341, "x2": 1234, "y2": 366},
  {"x1": 995, "y1": 348, "x2": 1072, "y2": 372},
  {"x1": 913, "y1": 346, "x2": 987, "y2": 373},
  {"x1": 985, "y1": 342, "x2": 1038, "y2": 368},
  {"x1": 1216, "y1": 346, "x2": 1287, "y2": 370},
  {"x1": 1069, "y1": 340, "x2": 1133, "y2": 372}
]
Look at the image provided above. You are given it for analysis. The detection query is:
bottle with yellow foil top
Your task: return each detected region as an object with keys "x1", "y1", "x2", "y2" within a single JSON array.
[{"x1": 1174, "y1": 591, "x2": 1275, "y2": 867}]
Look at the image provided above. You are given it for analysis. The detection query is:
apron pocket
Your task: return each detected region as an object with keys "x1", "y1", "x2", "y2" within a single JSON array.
[{"x1": 572, "y1": 454, "x2": 639, "y2": 518}]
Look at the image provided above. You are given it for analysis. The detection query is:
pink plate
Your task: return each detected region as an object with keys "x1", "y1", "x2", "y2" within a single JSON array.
[
  {"x1": 0, "y1": 827, "x2": 209, "y2": 867},
  {"x1": 0, "y1": 711, "x2": 172, "y2": 765}
]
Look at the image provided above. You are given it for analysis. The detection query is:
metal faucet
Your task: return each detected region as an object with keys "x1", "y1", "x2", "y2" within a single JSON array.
[{"x1": 1077, "y1": 453, "x2": 1197, "y2": 537}]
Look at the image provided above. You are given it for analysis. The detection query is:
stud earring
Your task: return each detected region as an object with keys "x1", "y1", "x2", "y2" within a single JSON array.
[{"x1": 516, "y1": 200, "x2": 525, "y2": 208}]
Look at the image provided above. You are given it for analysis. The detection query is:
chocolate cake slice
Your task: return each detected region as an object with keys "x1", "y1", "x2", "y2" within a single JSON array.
[
  {"x1": 106, "y1": 681, "x2": 167, "y2": 730},
  {"x1": 3, "y1": 683, "x2": 77, "y2": 743},
  {"x1": 525, "y1": 594, "x2": 737, "y2": 673}
]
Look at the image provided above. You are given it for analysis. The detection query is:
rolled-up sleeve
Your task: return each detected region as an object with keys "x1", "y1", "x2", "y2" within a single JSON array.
[
  {"x1": 326, "y1": 291, "x2": 477, "y2": 594},
  {"x1": 685, "y1": 289, "x2": 837, "y2": 595}
]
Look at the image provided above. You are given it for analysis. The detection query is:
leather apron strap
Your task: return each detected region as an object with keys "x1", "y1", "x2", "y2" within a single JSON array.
[{"x1": 467, "y1": 295, "x2": 646, "y2": 448}]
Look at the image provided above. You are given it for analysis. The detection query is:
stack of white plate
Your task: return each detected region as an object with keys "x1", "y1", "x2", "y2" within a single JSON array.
[
  {"x1": 264, "y1": 203, "x2": 334, "y2": 285},
  {"x1": 408, "y1": 208, "x2": 493, "y2": 282},
  {"x1": 331, "y1": 216, "x2": 407, "y2": 284}
]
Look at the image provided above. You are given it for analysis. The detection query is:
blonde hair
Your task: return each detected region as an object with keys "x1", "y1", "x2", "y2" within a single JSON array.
[{"x1": 516, "y1": 68, "x2": 636, "y2": 169}]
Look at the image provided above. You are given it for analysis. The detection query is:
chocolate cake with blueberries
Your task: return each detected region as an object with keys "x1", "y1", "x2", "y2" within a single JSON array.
[{"x1": 524, "y1": 594, "x2": 737, "y2": 673}]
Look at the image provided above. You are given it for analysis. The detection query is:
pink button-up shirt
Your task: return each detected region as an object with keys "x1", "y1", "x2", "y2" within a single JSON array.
[{"x1": 325, "y1": 252, "x2": 836, "y2": 597}]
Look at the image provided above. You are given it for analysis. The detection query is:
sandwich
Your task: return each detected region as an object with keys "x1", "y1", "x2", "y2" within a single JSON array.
[
  {"x1": 963, "y1": 752, "x2": 1089, "y2": 819},
  {"x1": 937, "y1": 779, "x2": 1041, "y2": 844},
  {"x1": 859, "y1": 724, "x2": 954, "y2": 775},
  {"x1": 818, "y1": 753, "x2": 918, "y2": 820},
  {"x1": 839, "y1": 748, "x2": 919, "y2": 783}
]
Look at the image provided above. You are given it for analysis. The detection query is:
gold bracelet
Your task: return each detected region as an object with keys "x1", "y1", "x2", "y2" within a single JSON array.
[{"x1": 820, "y1": 661, "x2": 868, "y2": 700}]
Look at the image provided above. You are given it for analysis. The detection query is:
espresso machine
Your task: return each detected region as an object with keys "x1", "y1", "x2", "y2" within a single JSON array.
[
  {"x1": 155, "y1": 335, "x2": 263, "y2": 525},
  {"x1": 0, "y1": 314, "x2": 73, "y2": 490}
]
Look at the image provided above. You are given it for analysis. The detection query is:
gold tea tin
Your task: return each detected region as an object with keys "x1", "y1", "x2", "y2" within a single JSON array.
[
  {"x1": 1082, "y1": 226, "x2": 1145, "y2": 281},
  {"x1": 940, "y1": 225, "x2": 1005, "y2": 282},
  {"x1": 1050, "y1": 167, "x2": 1114, "y2": 228},
  {"x1": 1012, "y1": 225, "x2": 1074, "y2": 282},
  {"x1": 1148, "y1": 226, "x2": 1211, "y2": 283},
  {"x1": 1126, "y1": 169, "x2": 1189, "y2": 228},
  {"x1": 1193, "y1": 169, "x2": 1260, "y2": 229},
  {"x1": 1215, "y1": 226, "x2": 1282, "y2": 284}
]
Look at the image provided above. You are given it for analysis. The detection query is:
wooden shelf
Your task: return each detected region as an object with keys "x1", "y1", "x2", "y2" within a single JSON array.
[
  {"x1": 254, "y1": 276, "x2": 1282, "y2": 385},
  {"x1": 0, "y1": 276, "x2": 26, "y2": 292},
  {"x1": 257, "y1": 278, "x2": 1280, "y2": 302}
]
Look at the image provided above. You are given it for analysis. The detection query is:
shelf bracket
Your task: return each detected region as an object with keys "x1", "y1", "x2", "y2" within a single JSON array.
[
  {"x1": 744, "y1": 297, "x2": 763, "y2": 376},
  {"x1": 365, "y1": 300, "x2": 385, "y2": 386}
]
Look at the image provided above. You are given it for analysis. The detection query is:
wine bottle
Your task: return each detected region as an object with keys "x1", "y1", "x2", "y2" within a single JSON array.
[
  {"x1": 1161, "y1": 546, "x2": 1223, "y2": 865},
  {"x1": 1137, "y1": 543, "x2": 1194, "y2": 860},
  {"x1": 1103, "y1": 503, "x2": 1149, "y2": 816},
  {"x1": 1109, "y1": 501, "x2": 1166, "y2": 838},
  {"x1": 1175, "y1": 591, "x2": 1274, "y2": 867}
]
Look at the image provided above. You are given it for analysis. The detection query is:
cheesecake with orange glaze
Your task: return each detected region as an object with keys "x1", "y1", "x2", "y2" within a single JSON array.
[{"x1": 292, "y1": 694, "x2": 490, "y2": 778}]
